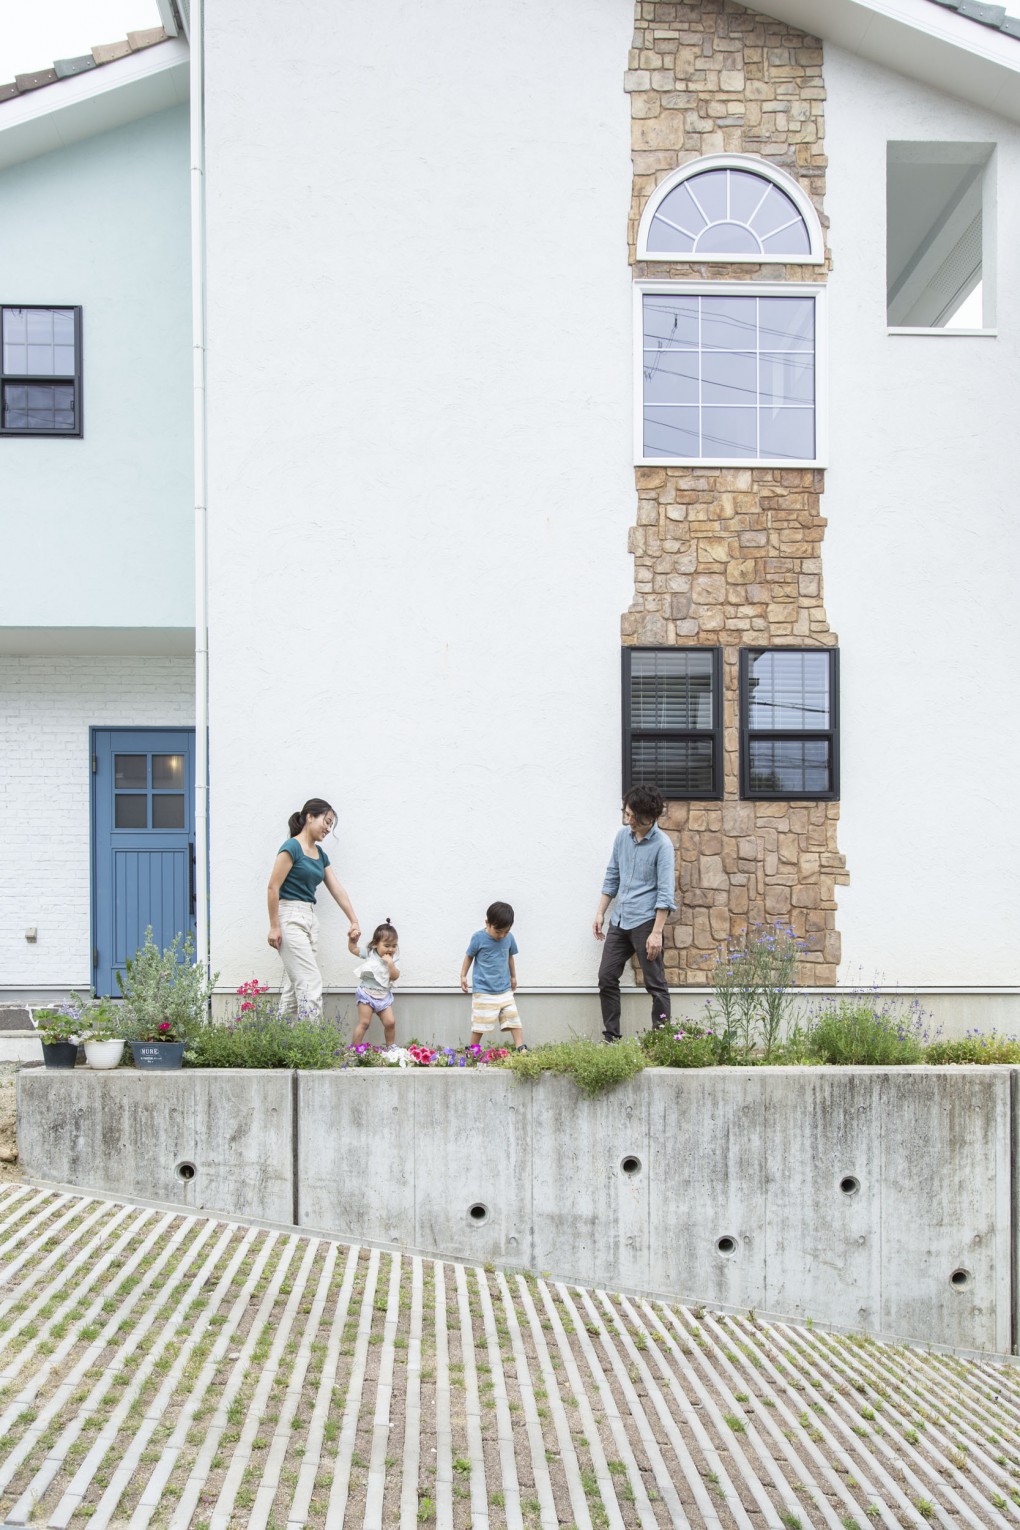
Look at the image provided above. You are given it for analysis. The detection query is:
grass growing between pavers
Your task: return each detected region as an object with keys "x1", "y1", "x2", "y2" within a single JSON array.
[{"x1": 2, "y1": 1184, "x2": 1019, "y2": 1529}]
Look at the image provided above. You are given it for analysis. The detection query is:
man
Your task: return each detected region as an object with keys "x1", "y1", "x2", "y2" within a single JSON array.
[{"x1": 593, "y1": 785, "x2": 676, "y2": 1042}]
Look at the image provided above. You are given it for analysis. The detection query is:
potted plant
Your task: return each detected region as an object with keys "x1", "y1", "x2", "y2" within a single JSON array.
[
  {"x1": 129, "y1": 1017, "x2": 187, "y2": 1071},
  {"x1": 80, "y1": 999, "x2": 126, "y2": 1070},
  {"x1": 33, "y1": 1006, "x2": 82, "y2": 1069},
  {"x1": 118, "y1": 928, "x2": 217, "y2": 1070}
]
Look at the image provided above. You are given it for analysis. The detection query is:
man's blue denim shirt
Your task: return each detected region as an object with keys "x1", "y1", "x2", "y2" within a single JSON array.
[{"x1": 602, "y1": 822, "x2": 676, "y2": 929}]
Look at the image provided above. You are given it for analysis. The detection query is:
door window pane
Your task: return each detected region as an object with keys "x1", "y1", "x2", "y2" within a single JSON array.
[
  {"x1": 152, "y1": 795, "x2": 185, "y2": 829},
  {"x1": 115, "y1": 755, "x2": 147, "y2": 788},
  {"x1": 115, "y1": 795, "x2": 148, "y2": 829},
  {"x1": 152, "y1": 754, "x2": 185, "y2": 789}
]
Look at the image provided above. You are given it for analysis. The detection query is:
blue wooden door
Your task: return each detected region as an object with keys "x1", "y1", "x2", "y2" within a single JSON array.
[{"x1": 92, "y1": 728, "x2": 196, "y2": 997}]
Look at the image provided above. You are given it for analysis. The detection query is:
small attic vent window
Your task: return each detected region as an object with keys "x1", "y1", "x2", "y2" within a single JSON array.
[
  {"x1": 887, "y1": 143, "x2": 993, "y2": 329},
  {"x1": 638, "y1": 157, "x2": 824, "y2": 263}
]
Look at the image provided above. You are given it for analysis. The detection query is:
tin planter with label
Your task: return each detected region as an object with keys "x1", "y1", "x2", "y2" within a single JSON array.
[{"x1": 130, "y1": 1041, "x2": 185, "y2": 1070}]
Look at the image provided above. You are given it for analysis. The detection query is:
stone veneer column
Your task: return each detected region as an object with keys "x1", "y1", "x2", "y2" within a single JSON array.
[{"x1": 624, "y1": 0, "x2": 848, "y2": 985}]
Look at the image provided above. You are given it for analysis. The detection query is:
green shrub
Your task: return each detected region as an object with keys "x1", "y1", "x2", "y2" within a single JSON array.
[
  {"x1": 805, "y1": 994, "x2": 932, "y2": 1065},
  {"x1": 502, "y1": 1037, "x2": 646, "y2": 1096},
  {"x1": 118, "y1": 928, "x2": 218, "y2": 1041},
  {"x1": 639, "y1": 1023, "x2": 722, "y2": 1069},
  {"x1": 186, "y1": 1010, "x2": 348, "y2": 1069},
  {"x1": 925, "y1": 1032, "x2": 1020, "y2": 1065}
]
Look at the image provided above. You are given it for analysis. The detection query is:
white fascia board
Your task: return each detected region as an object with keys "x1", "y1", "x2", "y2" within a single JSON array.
[
  {"x1": 756, "y1": 0, "x2": 1020, "y2": 124},
  {"x1": 0, "y1": 37, "x2": 189, "y2": 172}
]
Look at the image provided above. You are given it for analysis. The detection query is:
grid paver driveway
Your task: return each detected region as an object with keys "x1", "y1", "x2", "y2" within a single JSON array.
[{"x1": 1, "y1": 1184, "x2": 1018, "y2": 1528}]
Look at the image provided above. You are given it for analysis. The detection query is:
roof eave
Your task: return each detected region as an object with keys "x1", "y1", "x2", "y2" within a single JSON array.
[
  {"x1": 0, "y1": 36, "x2": 189, "y2": 172},
  {"x1": 754, "y1": 0, "x2": 1020, "y2": 124}
]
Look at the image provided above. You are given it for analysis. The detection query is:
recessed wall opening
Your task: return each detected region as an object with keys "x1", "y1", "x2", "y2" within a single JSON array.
[
  {"x1": 949, "y1": 1268, "x2": 973, "y2": 1291},
  {"x1": 887, "y1": 142, "x2": 994, "y2": 329},
  {"x1": 175, "y1": 1161, "x2": 197, "y2": 1181},
  {"x1": 839, "y1": 1175, "x2": 860, "y2": 1196},
  {"x1": 716, "y1": 1235, "x2": 737, "y2": 1258},
  {"x1": 620, "y1": 1155, "x2": 642, "y2": 1175},
  {"x1": 467, "y1": 1202, "x2": 489, "y2": 1225}
]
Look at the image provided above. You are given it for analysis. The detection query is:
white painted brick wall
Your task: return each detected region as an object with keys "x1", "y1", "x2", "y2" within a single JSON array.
[{"x1": 0, "y1": 655, "x2": 194, "y2": 990}]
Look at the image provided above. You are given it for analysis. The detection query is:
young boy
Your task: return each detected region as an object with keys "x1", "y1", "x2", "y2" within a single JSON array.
[{"x1": 460, "y1": 900, "x2": 527, "y2": 1051}]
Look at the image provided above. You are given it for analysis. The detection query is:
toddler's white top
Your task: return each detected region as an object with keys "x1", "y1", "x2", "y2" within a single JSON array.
[{"x1": 352, "y1": 944, "x2": 399, "y2": 997}]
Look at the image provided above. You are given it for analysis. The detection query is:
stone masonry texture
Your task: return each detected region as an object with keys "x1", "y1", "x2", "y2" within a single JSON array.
[{"x1": 625, "y1": 0, "x2": 848, "y2": 985}]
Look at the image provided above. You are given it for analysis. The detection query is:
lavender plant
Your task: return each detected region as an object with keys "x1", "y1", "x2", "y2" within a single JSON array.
[
  {"x1": 804, "y1": 980, "x2": 936, "y2": 1065},
  {"x1": 703, "y1": 922, "x2": 806, "y2": 1061},
  {"x1": 925, "y1": 1030, "x2": 1020, "y2": 1065}
]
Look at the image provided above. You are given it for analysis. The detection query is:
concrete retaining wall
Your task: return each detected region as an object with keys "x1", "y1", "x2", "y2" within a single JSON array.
[{"x1": 17, "y1": 1066, "x2": 1018, "y2": 1354}]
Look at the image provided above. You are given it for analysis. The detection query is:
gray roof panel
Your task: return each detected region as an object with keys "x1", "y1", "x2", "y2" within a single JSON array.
[
  {"x1": 0, "y1": 28, "x2": 168, "y2": 106},
  {"x1": 928, "y1": 0, "x2": 1020, "y2": 36}
]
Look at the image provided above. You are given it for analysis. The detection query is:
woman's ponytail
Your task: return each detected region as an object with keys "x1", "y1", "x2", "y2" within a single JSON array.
[{"x1": 288, "y1": 798, "x2": 335, "y2": 838}]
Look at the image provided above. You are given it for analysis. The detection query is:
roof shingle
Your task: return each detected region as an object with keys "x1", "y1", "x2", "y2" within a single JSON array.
[
  {"x1": 0, "y1": 27, "x2": 169, "y2": 106},
  {"x1": 928, "y1": 0, "x2": 1020, "y2": 36}
]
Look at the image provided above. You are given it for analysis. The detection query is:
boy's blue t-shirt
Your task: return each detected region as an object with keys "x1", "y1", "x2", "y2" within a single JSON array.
[{"x1": 466, "y1": 929, "x2": 519, "y2": 994}]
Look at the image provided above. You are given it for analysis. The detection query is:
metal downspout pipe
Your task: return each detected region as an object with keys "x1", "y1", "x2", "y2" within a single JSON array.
[{"x1": 190, "y1": 0, "x2": 210, "y2": 976}]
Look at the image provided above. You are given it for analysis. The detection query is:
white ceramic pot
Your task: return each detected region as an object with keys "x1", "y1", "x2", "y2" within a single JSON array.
[{"x1": 84, "y1": 1039, "x2": 125, "y2": 1070}]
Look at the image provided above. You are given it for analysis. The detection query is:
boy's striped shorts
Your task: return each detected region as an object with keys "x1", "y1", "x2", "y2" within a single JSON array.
[{"x1": 470, "y1": 990, "x2": 519, "y2": 1032}]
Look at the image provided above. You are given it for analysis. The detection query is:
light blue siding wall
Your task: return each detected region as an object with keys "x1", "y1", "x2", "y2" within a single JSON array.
[{"x1": 0, "y1": 104, "x2": 192, "y2": 629}]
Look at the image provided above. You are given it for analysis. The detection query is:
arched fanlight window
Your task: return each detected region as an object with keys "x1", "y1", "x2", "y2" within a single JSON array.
[{"x1": 638, "y1": 155, "x2": 824, "y2": 263}]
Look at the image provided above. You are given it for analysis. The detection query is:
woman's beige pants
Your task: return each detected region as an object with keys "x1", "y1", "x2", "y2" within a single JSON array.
[{"x1": 277, "y1": 900, "x2": 323, "y2": 1015}]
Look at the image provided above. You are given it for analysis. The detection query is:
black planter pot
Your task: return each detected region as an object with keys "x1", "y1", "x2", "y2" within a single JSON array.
[
  {"x1": 41, "y1": 1041, "x2": 79, "y2": 1069},
  {"x1": 130, "y1": 1040, "x2": 185, "y2": 1070}
]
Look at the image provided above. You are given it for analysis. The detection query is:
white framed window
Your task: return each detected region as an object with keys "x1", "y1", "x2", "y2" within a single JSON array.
[
  {"x1": 886, "y1": 142, "x2": 995, "y2": 333},
  {"x1": 635, "y1": 282, "x2": 826, "y2": 467},
  {"x1": 637, "y1": 154, "x2": 825, "y2": 265}
]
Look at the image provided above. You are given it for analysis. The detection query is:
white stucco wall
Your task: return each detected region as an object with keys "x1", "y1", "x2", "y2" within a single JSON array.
[
  {"x1": 202, "y1": 5, "x2": 1019, "y2": 1001},
  {"x1": 204, "y1": 0, "x2": 636, "y2": 993},
  {"x1": 823, "y1": 47, "x2": 1020, "y2": 986},
  {"x1": 0, "y1": 655, "x2": 194, "y2": 991},
  {"x1": 0, "y1": 105, "x2": 193, "y2": 630}
]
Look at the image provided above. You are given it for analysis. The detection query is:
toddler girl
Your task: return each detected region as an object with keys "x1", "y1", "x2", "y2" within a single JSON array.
[{"x1": 349, "y1": 919, "x2": 400, "y2": 1045}]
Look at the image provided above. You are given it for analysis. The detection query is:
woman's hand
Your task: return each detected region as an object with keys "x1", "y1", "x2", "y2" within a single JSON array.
[
  {"x1": 348, "y1": 922, "x2": 362, "y2": 945},
  {"x1": 268, "y1": 925, "x2": 282, "y2": 950}
]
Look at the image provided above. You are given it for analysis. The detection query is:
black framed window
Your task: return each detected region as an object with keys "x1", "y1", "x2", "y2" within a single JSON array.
[
  {"x1": 1, "y1": 306, "x2": 82, "y2": 437},
  {"x1": 740, "y1": 647, "x2": 839, "y2": 799},
  {"x1": 623, "y1": 647, "x2": 722, "y2": 799}
]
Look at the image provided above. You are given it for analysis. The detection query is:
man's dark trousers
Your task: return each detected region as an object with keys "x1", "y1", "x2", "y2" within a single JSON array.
[{"x1": 598, "y1": 918, "x2": 671, "y2": 1041}]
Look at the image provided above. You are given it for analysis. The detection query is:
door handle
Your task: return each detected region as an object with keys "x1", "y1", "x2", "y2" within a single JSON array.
[{"x1": 189, "y1": 842, "x2": 196, "y2": 917}]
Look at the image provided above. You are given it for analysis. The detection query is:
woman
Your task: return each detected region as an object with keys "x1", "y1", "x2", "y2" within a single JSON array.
[{"x1": 267, "y1": 798, "x2": 361, "y2": 1015}]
